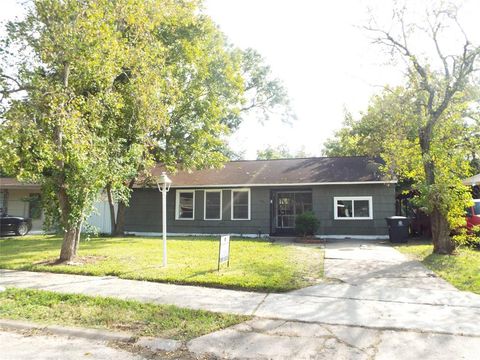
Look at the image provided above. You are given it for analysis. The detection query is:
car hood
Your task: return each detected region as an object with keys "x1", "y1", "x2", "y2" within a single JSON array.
[{"x1": 2, "y1": 216, "x2": 28, "y2": 221}]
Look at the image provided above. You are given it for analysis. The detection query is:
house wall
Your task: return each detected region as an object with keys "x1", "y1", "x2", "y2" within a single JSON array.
[
  {"x1": 86, "y1": 192, "x2": 117, "y2": 234},
  {"x1": 125, "y1": 187, "x2": 271, "y2": 235},
  {"x1": 312, "y1": 184, "x2": 395, "y2": 236},
  {"x1": 125, "y1": 183, "x2": 395, "y2": 236},
  {"x1": 1, "y1": 188, "x2": 113, "y2": 234},
  {"x1": 3, "y1": 189, "x2": 44, "y2": 231}
]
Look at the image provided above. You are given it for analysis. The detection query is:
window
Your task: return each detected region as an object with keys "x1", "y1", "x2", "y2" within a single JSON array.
[
  {"x1": 176, "y1": 190, "x2": 195, "y2": 220},
  {"x1": 334, "y1": 196, "x2": 373, "y2": 220},
  {"x1": 204, "y1": 190, "x2": 222, "y2": 220},
  {"x1": 231, "y1": 189, "x2": 250, "y2": 220},
  {"x1": 474, "y1": 201, "x2": 480, "y2": 216},
  {"x1": 28, "y1": 193, "x2": 42, "y2": 219},
  {"x1": 0, "y1": 191, "x2": 6, "y2": 214}
]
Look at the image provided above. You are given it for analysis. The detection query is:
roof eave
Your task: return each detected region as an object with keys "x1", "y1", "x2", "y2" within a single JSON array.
[{"x1": 135, "y1": 180, "x2": 397, "y2": 189}]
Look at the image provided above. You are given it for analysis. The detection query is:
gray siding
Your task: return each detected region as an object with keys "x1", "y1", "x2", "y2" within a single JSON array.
[
  {"x1": 125, "y1": 184, "x2": 395, "y2": 236},
  {"x1": 312, "y1": 184, "x2": 395, "y2": 235},
  {"x1": 125, "y1": 188, "x2": 271, "y2": 235}
]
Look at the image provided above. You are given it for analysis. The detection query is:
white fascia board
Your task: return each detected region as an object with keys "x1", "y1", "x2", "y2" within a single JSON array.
[{"x1": 168, "y1": 181, "x2": 397, "y2": 189}]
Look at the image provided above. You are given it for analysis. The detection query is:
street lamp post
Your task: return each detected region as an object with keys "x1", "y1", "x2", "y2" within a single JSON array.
[{"x1": 157, "y1": 172, "x2": 172, "y2": 267}]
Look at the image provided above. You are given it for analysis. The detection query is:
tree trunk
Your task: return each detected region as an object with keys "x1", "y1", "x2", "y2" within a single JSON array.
[
  {"x1": 59, "y1": 227, "x2": 77, "y2": 262},
  {"x1": 72, "y1": 221, "x2": 82, "y2": 255},
  {"x1": 419, "y1": 124, "x2": 455, "y2": 254},
  {"x1": 430, "y1": 206, "x2": 455, "y2": 254},
  {"x1": 114, "y1": 201, "x2": 127, "y2": 236},
  {"x1": 113, "y1": 178, "x2": 135, "y2": 237},
  {"x1": 106, "y1": 183, "x2": 117, "y2": 236}
]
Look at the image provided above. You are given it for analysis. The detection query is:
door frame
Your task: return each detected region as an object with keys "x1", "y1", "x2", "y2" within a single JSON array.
[{"x1": 269, "y1": 188, "x2": 312, "y2": 236}]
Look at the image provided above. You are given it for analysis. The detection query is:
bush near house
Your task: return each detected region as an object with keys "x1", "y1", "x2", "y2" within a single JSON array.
[{"x1": 295, "y1": 212, "x2": 320, "y2": 237}]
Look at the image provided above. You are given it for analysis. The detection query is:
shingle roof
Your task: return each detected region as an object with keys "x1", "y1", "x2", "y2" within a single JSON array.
[{"x1": 146, "y1": 156, "x2": 394, "y2": 188}]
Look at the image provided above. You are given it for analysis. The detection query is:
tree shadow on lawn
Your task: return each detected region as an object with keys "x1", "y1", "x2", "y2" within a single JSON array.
[{"x1": 0, "y1": 236, "x2": 127, "y2": 268}]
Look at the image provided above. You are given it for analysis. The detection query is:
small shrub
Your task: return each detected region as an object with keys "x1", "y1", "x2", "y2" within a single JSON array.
[
  {"x1": 295, "y1": 211, "x2": 320, "y2": 237},
  {"x1": 453, "y1": 226, "x2": 480, "y2": 249}
]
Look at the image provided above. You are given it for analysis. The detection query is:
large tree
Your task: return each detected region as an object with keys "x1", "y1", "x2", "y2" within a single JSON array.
[
  {"x1": 103, "y1": 20, "x2": 292, "y2": 236},
  {"x1": 0, "y1": 0, "x2": 293, "y2": 251},
  {"x1": 324, "y1": 4, "x2": 480, "y2": 253}
]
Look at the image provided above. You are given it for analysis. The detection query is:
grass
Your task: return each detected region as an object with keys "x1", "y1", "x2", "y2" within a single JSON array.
[
  {"x1": 0, "y1": 287, "x2": 248, "y2": 340},
  {"x1": 0, "y1": 235, "x2": 324, "y2": 292},
  {"x1": 396, "y1": 240, "x2": 480, "y2": 294}
]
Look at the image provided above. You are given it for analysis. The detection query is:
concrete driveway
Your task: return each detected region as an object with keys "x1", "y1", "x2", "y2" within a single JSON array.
[
  {"x1": 188, "y1": 240, "x2": 480, "y2": 359},
  {"x1": 322, "y1": 239, "x2": 456, "y2": 290}
]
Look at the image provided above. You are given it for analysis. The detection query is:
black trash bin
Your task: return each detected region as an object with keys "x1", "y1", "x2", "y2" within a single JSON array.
[{"x1": 385, "y1": 216, "x2": 410, "y2": 243}]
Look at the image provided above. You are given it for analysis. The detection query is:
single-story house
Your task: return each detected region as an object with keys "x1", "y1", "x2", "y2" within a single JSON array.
[
  {"x1": 125, "y1": 156, "x2": 397, "y2": 239},
  {"x1": 464, "y1": 173, "x2": 480, "y2": 186},
  {"x1": 0, "y1": 178, "x2": 43, "y2": 232},
  {"x1": 0, "y1": 178, "x2": 114, "y2": 234},
  {"x1": 463, "y1": 173, "x2": 480, "y2": 199}
]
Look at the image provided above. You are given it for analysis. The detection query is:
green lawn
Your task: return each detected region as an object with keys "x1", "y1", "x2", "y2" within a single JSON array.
[
  {"x1": 396, "y1": 241, "x2": 480, "y2": 294},
  {"x1": 0, "y1": 235, "x2": 323, "y2": 292},
  {"x1": 0, "y1": 288, "x2": 248, "y2": 340}
]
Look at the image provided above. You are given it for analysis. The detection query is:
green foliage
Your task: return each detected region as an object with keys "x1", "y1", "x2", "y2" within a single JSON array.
[
  {"x1": 0, "y1": 0, "x2": 292, "y2": 244},
  {"x1": 452, "y1": 226, "x2": 480, "y2": 248},
  {"x1": 295, "y1": 211, "x2": 320, "y2": 237},
  {"x1": 0, "y1": 235, "x2": 324, "y2": 292},
  {"x1": 256, "y1": 144, "x2": 310, "y2": 160},
  {"x1": 0, "y1": 288, "x2": 249, "y2": 340},
  {"x1": 322, "y1": 85, "x2": 477, "y2": 235}
]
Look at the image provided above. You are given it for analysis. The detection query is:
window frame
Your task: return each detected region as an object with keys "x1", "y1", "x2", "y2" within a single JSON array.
[
  {"x1": 333, "y1": 196, "x2": 373, "y2": 220},
  {"x1": 28, "y1": 193, "x2": 42, "y2": 220},
  {"x1": 231, "y1": 188, "x2": 251, "y2": 221},
  {"x1": 175, "y1": 190, "x2": 195, "y2": 220},
  {"x1": 0, "y1": 190, "x2": 7, "y2": 214},
  {"x1": 204, "y1": 189, "x2": 223, "y2": 221}
]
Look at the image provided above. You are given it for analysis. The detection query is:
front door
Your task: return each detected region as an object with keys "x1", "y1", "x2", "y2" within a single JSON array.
[{"x1": 272, "y1": 191, "x2": 312, "y2": 235}]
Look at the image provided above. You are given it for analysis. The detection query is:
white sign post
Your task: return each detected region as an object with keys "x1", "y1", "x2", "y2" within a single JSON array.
[{"x1": 218, "y1": 235, "x2": 230, "y2": 270}]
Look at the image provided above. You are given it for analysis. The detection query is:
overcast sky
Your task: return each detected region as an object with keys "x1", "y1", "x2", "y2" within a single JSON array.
[{"x1": 2, "y1": 0, "x2": 478, "y2": 159}]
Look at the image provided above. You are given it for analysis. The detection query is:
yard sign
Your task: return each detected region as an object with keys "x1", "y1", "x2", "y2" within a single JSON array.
[{"x1": 218, "y1": 235, "x2": 230, "y2": 270}]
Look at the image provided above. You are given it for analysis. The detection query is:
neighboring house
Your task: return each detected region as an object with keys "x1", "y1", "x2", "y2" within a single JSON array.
[
  {"x1": 0, "y1": 178, "x2": 43, "y2": 232},
  {"x1": 463, "y1": 173, "x2": 480, "y2": 186},
  {"x1": 463, "y1": 173, "x2": 480, "y2": 199},
  {"x1": 0, "y1": 178, "x2": 114, "y2": 234},
  {"x1": 125, "y1": 157, "x2": 397, "y2": 239}
]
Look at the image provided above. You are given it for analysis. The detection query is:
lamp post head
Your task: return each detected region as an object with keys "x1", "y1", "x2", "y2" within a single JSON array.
[{"x1": 158, "y1": 171, "x2": 172, "y2": 192}]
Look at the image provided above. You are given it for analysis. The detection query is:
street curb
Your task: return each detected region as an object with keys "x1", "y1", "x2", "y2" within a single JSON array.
[
  {"x1": 0, "y1": 319, "x2": 187, "y2": 352},
  {"x1": 0, "y1": 319, "x2": 135, "y2": 342}
]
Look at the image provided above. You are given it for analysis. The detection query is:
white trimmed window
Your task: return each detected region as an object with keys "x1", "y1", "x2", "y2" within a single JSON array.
[
  {"x1": 334, "y1": 196, "x2": 373, "y2": 220},
  {"x1": 204, "y1": 190, "x2": 222, "y2": 220},
  {"x1": 231, "y1": 189, "x2": 250, "y2": 220},
  {"x1": 176, "y1": 190, "x2": 195, "y2": 220}
]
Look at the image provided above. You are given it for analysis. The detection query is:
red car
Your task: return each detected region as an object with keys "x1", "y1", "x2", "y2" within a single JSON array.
[{"x1": 466, "y1": 199, "x2": 480, "y2": 231}]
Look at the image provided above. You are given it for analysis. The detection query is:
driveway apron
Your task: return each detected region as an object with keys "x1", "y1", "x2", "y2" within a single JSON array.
[{"x1": 323, "y1": 240, "x2": 456, "y2": 290}]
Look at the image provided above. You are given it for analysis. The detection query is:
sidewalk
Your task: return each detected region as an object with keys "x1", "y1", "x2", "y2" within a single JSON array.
[{"x1": 2, "y1": 265, "x2": 480, "y2": 336}]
